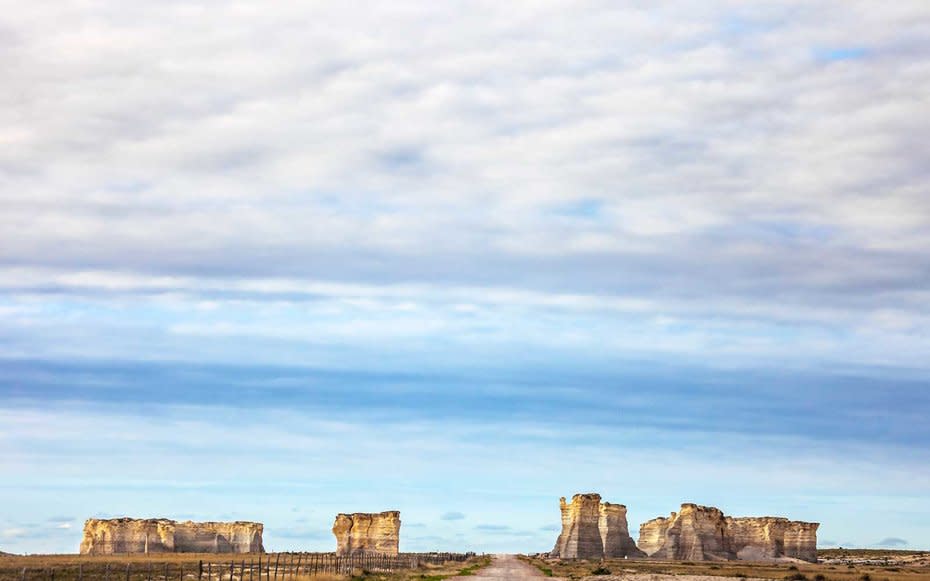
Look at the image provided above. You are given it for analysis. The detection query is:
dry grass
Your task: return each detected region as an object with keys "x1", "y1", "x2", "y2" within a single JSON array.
[
  {"x1": 520, "y1": 550, "x2": 930, "y2": 581},
  {"x1": 346, "y1": 555, "x2": 492, "y2": 581},
  {"x1": 0, "y1": 555, "x2": 491, "y2": 581},
  {"x1": 289, "y1": 575, "x2": 346, "y2": 581}
]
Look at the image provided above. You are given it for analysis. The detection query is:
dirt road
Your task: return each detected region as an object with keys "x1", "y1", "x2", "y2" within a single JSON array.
[{"x1": 449, "y1": 555, "x2": 560, "y2": 581}]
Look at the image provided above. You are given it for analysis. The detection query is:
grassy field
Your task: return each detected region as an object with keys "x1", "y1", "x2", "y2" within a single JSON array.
[
  {"x1": 346, "y1": 554, "x2": 491, "y2": 581},
  {"x1": 0, "y1": 554, "x2": 491, "y2": 581},
  {"x1": 520, "y1": 549, "x2": 930, "y2": 581}
]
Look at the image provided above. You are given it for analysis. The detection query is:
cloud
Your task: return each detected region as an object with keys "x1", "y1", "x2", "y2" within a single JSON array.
[
  {"x1": 475, "y1": 525, "x2": 511, "y2": 531},
  {"x1": 1, "y1": 0, "x2": 930, "y2": 556},
  {"x1": 440, "y1": 512, "x2": 465, "y2": 521},
  {"x1": 876, "y1": 537, "x2": 909, "y2": 547},
  {"x1": 539, "y1": 524, "x2": 561, "y2": 532},
  {"x1": 0, "y1": 1, "x2": 928, "y2": 376},
  {"x1": 1, "y1": 528, "x2": 29, "y2": 540}
]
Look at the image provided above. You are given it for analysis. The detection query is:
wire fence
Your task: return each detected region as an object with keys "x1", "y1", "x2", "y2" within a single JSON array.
[{"x1": 3, "y1": 552, "x2": 477, "y2": 581}]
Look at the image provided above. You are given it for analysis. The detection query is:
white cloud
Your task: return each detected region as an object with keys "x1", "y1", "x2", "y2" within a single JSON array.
[
  {"x1": 1, "y1": 0, "x2": 930, "y2": 555},
  {"x1": 0, "y1": 1, "x2": 928, "y2": 320}
]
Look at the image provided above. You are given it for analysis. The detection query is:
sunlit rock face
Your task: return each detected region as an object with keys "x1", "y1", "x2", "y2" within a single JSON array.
[
  {"x1": 332, "y1": 511, "x2": 401, "y2": 556},
  {"x1": 600, "y1": 503, "x2": 647, "y2": 559},
  {"x1": 783, "y1": 521, "x2": 819, "y2": 562},
  {"x1": 173, "y1": 522, "x2": 264, "y2": 553},
  {"x1": 637, "y1": 515, "x2": 671, "y2": 558},
  {"x1": 79, "y1": 518, "x2": 263, "y2": 555},
  {"x1": 550, "y1": 493, "x2": 643, "y2": 559},
  {"x1": 638, "y1": 504, "x2": 819, "y2": 562},
  {"x1": 551, "y1": 493, "x2": 604, "y2": 559}
]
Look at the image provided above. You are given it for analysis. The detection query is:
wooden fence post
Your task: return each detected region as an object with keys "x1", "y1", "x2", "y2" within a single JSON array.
[
  {"x1": 78, "y1": 564, "x2": 83, "y2": 581},
  {"x1": 125, "y1": 563, "x2": 131, "y2": 581}
]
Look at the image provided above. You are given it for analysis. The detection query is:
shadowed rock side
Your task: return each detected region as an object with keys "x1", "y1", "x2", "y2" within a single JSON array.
[
  {"x1": 333, "y1": 511, "x2": 401, "y2": 556},
  {"x1": 551, "y1": 494, "x2": 643, "y2": 559},
  {"x1": 80, "y1": 518, "x2": 263, "y2": 555},
  {"x1": 638, "y1": 504, "x2": 819, "y2": 562}
]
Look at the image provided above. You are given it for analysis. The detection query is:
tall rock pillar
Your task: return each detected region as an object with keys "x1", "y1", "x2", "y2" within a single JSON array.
[{"x1": 550, "y1": 493, "x2": 604, "y2": 559}]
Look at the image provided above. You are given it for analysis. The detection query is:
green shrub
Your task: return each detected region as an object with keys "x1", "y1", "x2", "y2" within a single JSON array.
[{"x1": 591, "y1": 566, "x2": 611, "y2": 575}]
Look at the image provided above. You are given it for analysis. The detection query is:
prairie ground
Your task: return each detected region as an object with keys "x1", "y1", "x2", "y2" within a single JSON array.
[
  {"x1": 520, "y1": 549, "x2": 930, "y2": 581},
  {"x1": 0, "y1": 554, "x2": 491, "y2": 581}
]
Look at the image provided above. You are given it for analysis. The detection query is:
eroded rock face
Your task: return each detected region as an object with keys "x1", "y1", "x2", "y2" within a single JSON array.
[
  {"x1": 550, "y1": 494, "x2": 642, "y2": 559},
  {"x1": 600, "y1": 503, "x2": 646, "y2": 558},
  {"x1": 638, "y1": 515, "x2": 671, "y2": 558},
  {"x1": 79, "y1": 518, "x2": 263, "y2": 555},
  {"x1": 783, "y1": 521, "x2": 819, "y2": 563},
  {"x1": 726, "y1": 518, "x2": 819, "y2": 562},
  {"x1": 333, "y1": 511, "x2": 401, "y2": 556},
  {"x1": 637, "y1": 504, "x2": 818, "y2": 562}
]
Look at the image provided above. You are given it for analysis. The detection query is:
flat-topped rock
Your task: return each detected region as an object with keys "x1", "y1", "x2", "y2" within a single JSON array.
[
  {"x1": 600, "y1": 503, "x2": 646, "y2": 559},
  {"x1": 638, "y1": 504, "x2": 818, "y2": 562},
  {"x1": 333, "y1": 511, "x2": 401, "y2": 556},
  {"x1": 551, "y1": 493, "x2": 643, "y2": 559},
  {"x1": 80, "y1": 518, "x2": 263, "y2": 555}
]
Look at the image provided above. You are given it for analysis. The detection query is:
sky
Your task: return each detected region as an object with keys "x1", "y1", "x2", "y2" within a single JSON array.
[{"x1": 1, "y1": 0, "x2": 930, "y2": 555}]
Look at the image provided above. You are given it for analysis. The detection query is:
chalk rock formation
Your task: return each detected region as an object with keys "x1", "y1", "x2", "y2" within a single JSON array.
[
  {"x1": 639, "y1": 504, "x2": 729, "y2": 561},
  {"x1": 783, "y1": 521, "x2": 819, "y2": 562},
  {"x1": 333, "y1": 511, "x2": 401, "y2": 556},
  {"x1": 551, "y1": 494, "x2": 643, "y2": 559},
  {"x1": 80, "y1": 518, "x2": 263, "y2": 555},
  {"x1": 638, "y1": 504, "x2": 818, "y2": 562},
  {"x1": 600, "y1": 503, "x2": 646, "y2": 558},
  {"x1": 637, "y1": 515, "x2": 671, "y2": 558},
  {"x1": 551, "y1": 493, "x2": 604, "y2": 559},
  {"x1": 727, "y1": 517, "x2": 819, "y2": 562}
]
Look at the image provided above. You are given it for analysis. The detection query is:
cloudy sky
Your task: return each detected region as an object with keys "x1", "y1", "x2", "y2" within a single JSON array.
[{"x1": 2, "y1": 0, "x2": 930, "y2": 554}]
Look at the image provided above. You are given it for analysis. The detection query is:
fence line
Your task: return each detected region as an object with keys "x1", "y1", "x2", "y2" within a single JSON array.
[{"x1": 8, "y1": 552, "x2": 477, "y2": 581}]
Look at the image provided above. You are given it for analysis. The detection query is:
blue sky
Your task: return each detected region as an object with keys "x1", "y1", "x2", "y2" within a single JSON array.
[{"x1": 2, "y1": 0, "x2": 930, "y2": 555}]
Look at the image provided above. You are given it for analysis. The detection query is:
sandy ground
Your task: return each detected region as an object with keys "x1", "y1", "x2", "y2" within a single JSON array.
[
  {"x1": 448, "y1": 555, "x2": 564, "y2": 581},
  {"x1": 582, "y1": 573, "x2": 771, "y2": 581},
  {"x1": 449, "y1": 557, "x2": 775, "y2": 581}
]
